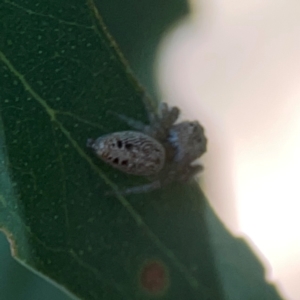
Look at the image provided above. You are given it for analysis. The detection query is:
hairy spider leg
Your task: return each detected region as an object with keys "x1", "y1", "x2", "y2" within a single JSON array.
[
  {"x1": 139, "y1": 99, "x2": 180, "y2": 138},
  {"x1": 157, "y1": 105, "x2": 180, "y2": 137},
  {"x1": 109, "y1": 164, "x2": 202, "y2": 195},
  {"x1": 177, "y1": 164, "x2": 204, "y2": 182},
  {"x1": 150, "y1": 103, "x2": 180, "y2": 140},
  {"x1": 139, "y1": 92, "x2": 161, "y2": 127},
  {"x1": 108, "y1": 104, "x2": 177, "y2": 139},
  {"x1": 109, "y1": 111, "x2": 151, "y2": 132},
  {"x1": 107, "y1": 180, "x2": 162, "y2": 195}
]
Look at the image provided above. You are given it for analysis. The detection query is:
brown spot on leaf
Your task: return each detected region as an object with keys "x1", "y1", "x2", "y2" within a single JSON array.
[{"x1": 139, "y1": 259, "x2": 169, "y2": 295}]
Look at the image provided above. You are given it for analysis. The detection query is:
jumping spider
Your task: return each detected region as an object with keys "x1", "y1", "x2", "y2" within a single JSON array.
[{"x1": 87, "y1": 102, "x2": 207, "y2": 194}]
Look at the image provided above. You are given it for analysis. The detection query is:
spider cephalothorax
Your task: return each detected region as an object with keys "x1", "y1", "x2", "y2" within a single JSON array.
[{"x1": 87, "y1": 102, "x2": 207, "y2": 194}]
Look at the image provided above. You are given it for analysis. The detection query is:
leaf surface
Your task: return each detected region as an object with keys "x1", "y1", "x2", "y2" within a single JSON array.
[{"x1": 0, "y1": 1, "x2": 285, "y2": 300}]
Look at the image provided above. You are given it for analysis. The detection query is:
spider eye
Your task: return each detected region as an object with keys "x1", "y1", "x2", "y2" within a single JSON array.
[
  {"x1": 117, "y1": 140, "x2": 123, "y2": 148},
  {"x1": 189, "y1": 122, "x2": 196, "y2": 128},
  {"x1": 121, "y1": 160, "x2": 128, "y2": 166},
  {"x1": 125, "y1": 143, "x2": 133, "y2": 150}
]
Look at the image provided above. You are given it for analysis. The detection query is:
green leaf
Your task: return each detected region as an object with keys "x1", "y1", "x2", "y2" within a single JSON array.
[
  {"x1": 0, "y1": 0, "x2": 285, "y2": 300},
  {"x1": 0, "y1": 233, "x2": 70, "y2": 300},
  {"x1": 96, "y1": 0, "x2": 189, "y2": 94}
]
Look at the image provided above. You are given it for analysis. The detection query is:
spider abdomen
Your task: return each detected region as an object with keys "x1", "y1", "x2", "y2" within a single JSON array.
[{"x1": 87, "y1": 131, "x2": 165, "y2": 176}]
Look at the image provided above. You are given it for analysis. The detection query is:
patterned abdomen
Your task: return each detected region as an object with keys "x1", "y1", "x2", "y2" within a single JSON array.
[{"x1": 88, "y1": 131, "x2": 165, "y2": 176}]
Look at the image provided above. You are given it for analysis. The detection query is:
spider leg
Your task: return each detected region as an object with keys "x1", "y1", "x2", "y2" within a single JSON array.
[
  {"x1": 157, "y1": 102, "x2": 180, "y2": 126},
  {"x1": 142, "y1": 98, "x2": 180, "y2": 131},
  {"x1": 177, "y1": 164, "x2": 204, "y2": 182},
  {"x1": 151, "y1": 103, "x2": 181, "y2": 140},
  {"x1": 108, "y1": 111, "x2": 149, "y2": 132},
  {"x1": 158, "y1": 102, "x2": 169, "y2": 119},
  {"x1": 107, "y1": 180, "x2": 161, "y2": 195},
  {"x1": 162, "y1": 105, "x2": 180, "y2": 129},
  {"x1": 108, "y1": 100, "x2": 180, "y2": 141},
  {"x1": 141, "y1": 92, "x2": 160, "y2": 126}
]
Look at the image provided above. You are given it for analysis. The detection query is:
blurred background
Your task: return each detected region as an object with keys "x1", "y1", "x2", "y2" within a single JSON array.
[
  {"x1": 1, "y1": 0, "x2": 299, "y2": 299},
  {"x1": 156, "y1": 0, "x2": 300, "y2": 299}
]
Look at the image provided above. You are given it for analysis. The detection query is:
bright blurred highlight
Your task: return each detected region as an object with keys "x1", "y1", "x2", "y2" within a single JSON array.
[{"x1": 157, "y1": 0, "x2": 300, "y2": 299}]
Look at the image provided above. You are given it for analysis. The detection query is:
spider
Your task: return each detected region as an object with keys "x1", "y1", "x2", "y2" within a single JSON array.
[{"x1": 86, "y1": 102, "x2": 207, "y2": 194}]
